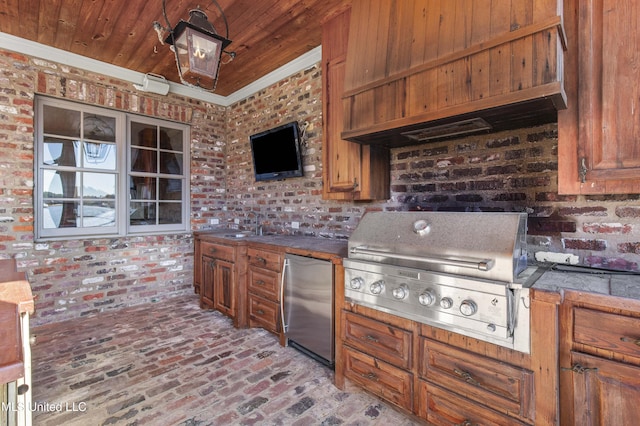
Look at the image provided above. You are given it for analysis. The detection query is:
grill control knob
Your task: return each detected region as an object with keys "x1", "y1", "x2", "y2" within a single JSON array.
[
  {"x1": 439, "y1": 297, "x2": 453, "y2": 309},
  {"x1": 392, "y1": 285, "x2": 409, "y2": 300},
  {"x1": 418, "y1": 291, "x2": 436, "y2": 306},
  {"x1": 460, "y1": 300, "x2": 478, "y2": 316},
  {"x1": 370, "y1": 280, "x2": 385, "y2": 295},
  {"x1": 349, "y1": 277, "x2": 364, "y2": 290}
]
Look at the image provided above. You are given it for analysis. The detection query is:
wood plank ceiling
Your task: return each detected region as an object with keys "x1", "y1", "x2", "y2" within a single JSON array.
[{"x1": 0, "y1": 0, "x2": 351, "y2": 96}]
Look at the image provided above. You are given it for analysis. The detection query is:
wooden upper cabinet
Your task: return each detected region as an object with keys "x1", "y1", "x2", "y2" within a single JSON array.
[
  {"x1": 342, "y1": 0, "x2": 566, "y2": 146},
  {"x1": 322, "y1": 7, "x2": 390, "y2": 201},
  {"x1": 559, "y1": 0, "x2": 640, "y2": 194}
]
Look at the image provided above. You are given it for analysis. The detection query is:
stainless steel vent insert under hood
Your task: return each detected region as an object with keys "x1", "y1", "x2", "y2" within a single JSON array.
[{"x1": 401, "y1": 118, "x2": 492, "y2": 142}]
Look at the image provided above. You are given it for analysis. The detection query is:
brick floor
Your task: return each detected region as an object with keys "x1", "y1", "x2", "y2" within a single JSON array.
[{"x1": 30, "y1": 295, "x2": 423, "y2": 425}]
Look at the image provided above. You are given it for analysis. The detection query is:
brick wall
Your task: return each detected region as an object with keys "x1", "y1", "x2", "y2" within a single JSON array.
[
  {"x1": 0, "y1": 50, "x2": 227, "y2": 325},
  {"x1": 224, "y1": 64, "x2": 640, "y2": 273},
  {"x1": 2, "y1": 48, "x2": 640, "y2": 326}
]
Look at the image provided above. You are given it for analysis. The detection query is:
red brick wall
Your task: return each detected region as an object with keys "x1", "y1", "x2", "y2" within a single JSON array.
[
  {"x1": 225, "y1": 64, "x2": 640, "y2": 273},
  {"x1": 2, "y1": 49, "x2": 640, "y2": 325},
  {"x1": 0, "y1": 50, "x2": 226, "y2": 325}
]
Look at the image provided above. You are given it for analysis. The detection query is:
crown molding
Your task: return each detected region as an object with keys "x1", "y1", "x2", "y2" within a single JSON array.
[{"x1": 0, "y1": 32, "x2": 321, "y2": 107}]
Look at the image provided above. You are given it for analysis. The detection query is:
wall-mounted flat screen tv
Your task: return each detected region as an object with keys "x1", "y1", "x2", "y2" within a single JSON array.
[{"x1": 250, "y1": 121, "x2": 304, "y2": 182}]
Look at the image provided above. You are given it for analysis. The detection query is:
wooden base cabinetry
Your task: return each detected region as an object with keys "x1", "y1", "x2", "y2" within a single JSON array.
[
  {"x1": 247, "y1": 246, "x2": 283, "y2": 337},
  {"x1": 418, "y1": 338, "x2": 534, "y2": 424},
  {"x1": 198, "y1": 240, "x2": 247, "y2": 328},
  {"x1": 340, "y1": 309, "x2": 416, "y2": 412},
  {"x1": 559, "y1": 291, "x2": 640, "y2": 425},
  {"x1": 336, "y1": 289, "x2": 561, "y2": 425}
]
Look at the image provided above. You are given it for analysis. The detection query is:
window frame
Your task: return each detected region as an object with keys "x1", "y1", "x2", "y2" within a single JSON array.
[{"x1": 34, "y1": 96, "x2": 191, "y2": 240}]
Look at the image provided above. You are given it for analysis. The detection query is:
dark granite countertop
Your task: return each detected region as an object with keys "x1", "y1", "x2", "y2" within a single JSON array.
[
  {"x1": 194, "y1": 230, "x2": 349, "y2": 259},
  {"x1": 533, "y1": 265, "x2": 640, "y2": 300}
]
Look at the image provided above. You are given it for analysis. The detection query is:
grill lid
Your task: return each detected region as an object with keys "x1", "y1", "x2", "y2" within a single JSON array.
[{"x1": 348, "y1": 211, "x2": 528, "y2": 283}]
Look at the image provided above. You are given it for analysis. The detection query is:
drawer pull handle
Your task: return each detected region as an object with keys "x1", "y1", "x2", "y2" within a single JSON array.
[
  {"x1": 364, "y1": 334, "x2": 379, "y2": 343},
  {"x1": 256, "y1": 309, "x2": 265, "y2": 315},
  {"x1": 255, "y1": 256, "x2": 266, "y2": 264},
  {"x1": 453, "y1": 369, "x2": 480, "y2": 386},
  {"x1": 208, "y1": 247, "x2": 217, "y2": 253},
  {"x1": 455, "y1": 421, "x2": 476, "y2": 426},
  {"x1": 561, "y1": 363, "x2": 599, "y2": 374},
  {"x1": 256, "y1": 280, "x2": 265, "y2": 286},
  {"x1": 621, "y1": 336, "x2": 640, "y2": 346},
  {"x1": 362, "y1": 372, "x2": 378, "y2": 382}
]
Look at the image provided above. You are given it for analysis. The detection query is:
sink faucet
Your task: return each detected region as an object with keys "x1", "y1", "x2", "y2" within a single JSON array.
[{"x1": 255, "y1": 214, "x2": 263, "y2": 236}]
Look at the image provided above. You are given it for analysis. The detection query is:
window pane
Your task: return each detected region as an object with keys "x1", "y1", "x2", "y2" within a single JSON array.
[
  {"x1": 133, "y1": 126, "x2": 157, "y2": 148},
  {"x1": 84, "y1": 142, "x2": 116, "y2": 170},
  {"x1": 159, "y1": 178, "x2": 182, "y2": 200},
  {"x1": 43, "y1": 105, "x2": 80, "y2": 138},
  {"x1": 131, "y1": 177, "x2": 156, "y2": 200},
  {"x1": 42, "y1": 201, "x2": 79, "y2": 229},
  {"x1": 160, "y1": 152, "x2": 183, "y2": 175},
  {"x1": 159, "y1": 202, "x2": 182, "y2": 224},
  {"x1": 43, "y1": 170, "x2": 79, "y2": 198},
  {"x1": 160, "y1": 127, "x2": 183, "y2": 151},
  {"x1": 131, "y1": 148, "x2": 157, "y2": 173},
  {"x1": 82, "y1": 201, "x2": 116, "y2": 227},
  {"x1": 84, "y1": 172, "x2": 116, "y2": 199},
  {"x1": 83, "y1": 114, "x2": 116, "y2": 142},
  {"x1": 130, "y1": 202, "x2": 156, "y2": 225},
  {"x1": 43, "y1": 138, "x2": 81, "y2": 167}
]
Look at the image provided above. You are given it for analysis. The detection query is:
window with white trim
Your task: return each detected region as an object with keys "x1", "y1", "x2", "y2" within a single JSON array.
[{"x1": 35, "y1": 97, "x2": 190, "y2": 239}]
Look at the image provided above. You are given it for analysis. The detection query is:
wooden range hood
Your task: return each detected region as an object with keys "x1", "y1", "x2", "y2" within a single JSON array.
[{"x1": 341, "y1": 0, "x2": 567, "y2": 147}]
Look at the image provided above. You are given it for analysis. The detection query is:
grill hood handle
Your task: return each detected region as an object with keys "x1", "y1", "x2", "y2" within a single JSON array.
[{"x1": 350, "y1": 247, "x2": 495, "y2": 271}]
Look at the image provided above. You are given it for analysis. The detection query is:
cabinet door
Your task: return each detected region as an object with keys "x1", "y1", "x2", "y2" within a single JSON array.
[
  {"x1": 418, "y1": 381, "x2": 529, "y2": 426},
  {"x1": 321, "y1": 7, "x2": 390, "y2": 201},
  {"x1": 213, "y1": 259, "x2": 235, "y2": 318},
  {"x1": 342, "y1": 346, "x2": 413, "y2": 411},
  {"x1": 570, "y1": 351, "x2": 640, "y2": 426},
  {"x1": 200, "y1": 255, "x2": 215, "y2": 309},
  {"x1": 559, "y1": 0, "x2": 640, "y2": 194}
]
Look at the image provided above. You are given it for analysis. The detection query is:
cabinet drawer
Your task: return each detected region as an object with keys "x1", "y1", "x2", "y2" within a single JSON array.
[
  {"x1": 200, "y1": 241, "x2": 235, "y2": 263},
  {"x1": 342, "y1": 311, "x2": 412, "y2": 369},
  {"x1": 342, "y1": 346, "x2": 413, "y2": 411},
  {"x1": 247, "y1": 247, "x2": 282, "y2": 272},
  {"x1": 420, "y1": 338, "x2": 534, "y2": 421},
  {"x1": 574, "y1": 307, "x2": 640, "y2": 359},
  {"x1": 248, "y1": 294, "x2": 280, "y2": 334},
  {"x1": 248, "y1": 268, "x2": 280, "y2": 300},
  {"x1": 418, "y1": 380, "x2": 528, "y2": 426}
]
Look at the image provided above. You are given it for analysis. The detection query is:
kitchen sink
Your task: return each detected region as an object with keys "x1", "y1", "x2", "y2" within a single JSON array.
[{"x1": 223, "y1": 232, "x2": 254, "y2": 238}]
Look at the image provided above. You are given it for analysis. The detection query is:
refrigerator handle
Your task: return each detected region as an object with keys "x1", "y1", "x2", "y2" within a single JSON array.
[{"x1": 280, "y1": 258, "x2": 289, "y2": 333}]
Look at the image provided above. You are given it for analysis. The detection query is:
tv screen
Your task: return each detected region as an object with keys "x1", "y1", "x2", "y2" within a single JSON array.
[{"x1": 250, "y1": 121, "x2": 304, "y2": 182}]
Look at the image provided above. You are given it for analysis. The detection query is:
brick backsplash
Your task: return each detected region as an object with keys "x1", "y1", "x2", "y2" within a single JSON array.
[{"x1": 2, "y1": 48, "x2": 640, "y2": 325}]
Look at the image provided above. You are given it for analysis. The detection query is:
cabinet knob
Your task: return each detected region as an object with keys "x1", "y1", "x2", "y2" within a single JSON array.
[
  {"x1": 561, "y1": 363, "x2": 599, "y2": 374},
  {"x1": 453, "y1": 368, "x2": 480, "y2": 386},
  {"x1": 362, "y1": 371, "x2": 378, "y2": 382},
  {"x1": 620, "y1": 336, "x2": 640, "y2": 346},
  {"x1": 364, "y1": 334, "x2": 379, "y2": 343}
]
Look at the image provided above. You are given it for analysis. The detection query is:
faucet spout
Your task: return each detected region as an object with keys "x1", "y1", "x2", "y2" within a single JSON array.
[{"x1": 255, "y1": 214, "x2": 263, "y2": 236}]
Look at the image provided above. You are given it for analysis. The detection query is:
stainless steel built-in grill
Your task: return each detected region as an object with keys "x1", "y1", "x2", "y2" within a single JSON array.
[{"x1": 344, "y1": 211, "x2": 542, "y2": 353}]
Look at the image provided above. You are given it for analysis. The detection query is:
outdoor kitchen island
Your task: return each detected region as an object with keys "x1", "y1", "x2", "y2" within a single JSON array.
[{"x1": 195, "y1": 226, "x2": 640, "y2": 425}]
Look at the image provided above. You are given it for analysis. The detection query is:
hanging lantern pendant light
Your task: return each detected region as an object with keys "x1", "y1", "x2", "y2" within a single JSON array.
[{"x1": 164, "y1": 4, "x2": 233, "y2": 91}]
